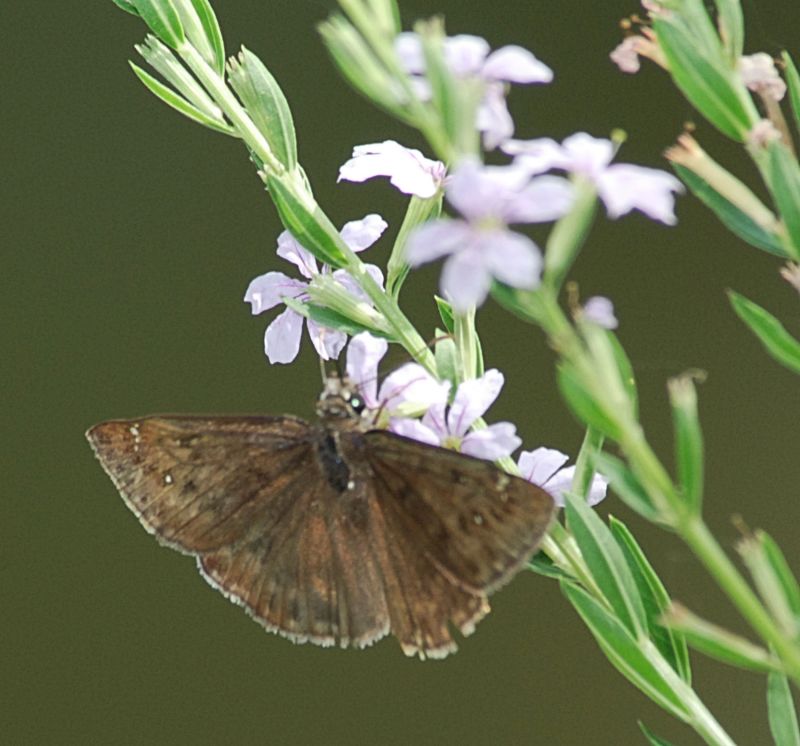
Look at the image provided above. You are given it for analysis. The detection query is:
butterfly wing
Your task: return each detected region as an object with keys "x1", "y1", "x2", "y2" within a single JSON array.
[
  {"x1": 358, "y1": 430, "x2": 556, "y2": 595},
  {"x1": 86, "y1": 416, "x2": 316, "y2": 554}
]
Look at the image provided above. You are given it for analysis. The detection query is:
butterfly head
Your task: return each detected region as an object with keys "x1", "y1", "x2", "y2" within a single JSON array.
[{"x1": 316, "y1": 374, "x2": 369, "y2": 426}]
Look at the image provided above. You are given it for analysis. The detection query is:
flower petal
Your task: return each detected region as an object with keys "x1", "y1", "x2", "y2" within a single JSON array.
[
  {"x1": 395, "y1": 32, "x2": 425, "y2": 74},
  {"x1": 421, "y1": 401, "x2": 449, "y2": 440},
  {"x1": 517, "y1": 447, "x2": 569, "y2": 485},
  {"x1": 378, "y1": 363, "x2": 450, "y2": 414},
  {"x1": 389, "y1": 417, "x2": 442, "y2": 446},
  {"x1": 583, "y1": 296, "x2": 619, "y2": 329},
  {"x1": 440, "y1": 249, "x2": 492, "y2": 312},
  {"x1": 481, "y1": 229, "x2": 542, "y2": 289},
  {"x1": 560, "y1": 133, "x2": 615, "y2": 177},
  {"x1": 443, "y1": 34, "x2": 490, "y2": 76},
  {"x1": 264, "y1": 307, "x2": 304, "y2": 364},
  {"x1": 340, "y1": 213, "x2": 388, "y2": 253},
  {"x1": 505, "y1": 175, "x2": 574, "y2": 223},
  {"x1": 447, "y1": 369, "x2": 504, "y2": 437},
  {"x1": 477, "y1": 84, "x2": 515, "y2": 150},
  {"x1": 276, "y1": 230, "x2": 318, "y2": 279},
  {"x1": 501, "y1": 137, "x2": 565, "y2": 175},
  {"x1": 338, "y1": 141, "x2": 445, "y2": 198},
  {"x1": 445, "y1": 159, "x2": 531, "y2": 221},
  {"x1": 483, "y1": 45, "x2": 553, "y2": 84},
  {"x1": 596, "y1": 163, "x2": 683, "y2": 224},
  {"x1": 346, "y1": 331, "x2": 388, "y2": 406},
  {"x1": 405, "y1": 219, "x2": 474, "y2": 266},
  {"x1": 244, "y1": 272, "x2": 307, "y2": 314},
  {"x1": 461, "y1": 422, "x2": 521, "y2": 460},
  {"x1": 307, "y1": 319, "x2": 347, "y2": 361}
]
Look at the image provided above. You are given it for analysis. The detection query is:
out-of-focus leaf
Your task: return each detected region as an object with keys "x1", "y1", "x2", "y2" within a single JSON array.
[
  {"x1": 728, "y1": 291, "x2": 800, "y2": 375},
  {"x1": 768, "y1": 669, "x2": 800, "y2": 746}
]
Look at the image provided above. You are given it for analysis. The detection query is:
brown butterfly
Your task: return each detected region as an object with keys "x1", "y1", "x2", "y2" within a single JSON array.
[{"x1": 86, "y1": 376, "x2": 555, "y2": 659}]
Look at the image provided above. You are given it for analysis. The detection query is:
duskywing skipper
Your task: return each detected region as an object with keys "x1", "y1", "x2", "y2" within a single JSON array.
[{"x1": 87, "y1": 376, "x2": 555, "y2": 659}]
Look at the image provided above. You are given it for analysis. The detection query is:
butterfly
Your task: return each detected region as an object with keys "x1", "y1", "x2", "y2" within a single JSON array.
[{"x1": 86, "y1": 375, "x2": 555, "y2": 659}]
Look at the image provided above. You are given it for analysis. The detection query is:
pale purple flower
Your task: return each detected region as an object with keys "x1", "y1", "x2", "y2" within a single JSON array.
[
  {"x1": 503, "y1": 132, "x2": 683, "y2": 224},
  {"x1": 518, "y1": 447, "x2": 608, "y2": 507},
  {"x1": 391, "y1": 369, "x2": 521, "y2": 461},
  {"x1": 583, "y1": 296, "x2": 619, "y2": 330},
  {"x1": 610, "y1": 37, "x2": 642, "y2": 74},
  {"x1": 739, "y1": 53, "x2": 786, "y2": 102},
  {"x1": 338, "y1": 141, "x2": 447, "y2": 199},
  {"x1": 405, "y1": 159, "x2": 573, "y2": 311},
  {"x1": 395, "y1": 33, "x2": 553, "y2": 150},
  {"x1": 244, "y1": 215, "x2": 387, "y2": 364},
  {"x1": 345, "y1": 332, "x2": 450, "y2": 424}
]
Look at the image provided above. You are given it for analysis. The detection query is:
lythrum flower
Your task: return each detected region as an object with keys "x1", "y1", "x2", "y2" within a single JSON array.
[
  {"x1": 395, "y1": 33, "x2": 553, "y2": 149},
  {"x1": 338, "y1": 141, "x2": 447, "y2": 199},
  {"x1": 345, "y1": 332, "x2": 450, "y2": 426},
  {"x1": 518, "y1": 447, "x2": 608, "y2": 507},
  {"x1": 405, "y1": 159, "x2": 573, "y2": 311},
  {"x1": 391, "y1": 369, "x2": 521, "y2": 461},
  {"x1": 503, "y1": 132, "x2": 683, "y2": 224},
  {"x1": 583, "y1": 296, "x2": 619, "y2": 330},
  {"x1": 244, "y1": 215, "x2": 386, "y2": 364}
]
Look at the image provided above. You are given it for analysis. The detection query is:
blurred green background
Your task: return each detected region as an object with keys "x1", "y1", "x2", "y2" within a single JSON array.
[{"x1": 4, "y1": 1, "x2": 800, "y2": 743}]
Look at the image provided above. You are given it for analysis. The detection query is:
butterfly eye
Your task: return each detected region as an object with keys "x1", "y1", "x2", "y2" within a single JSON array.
[{"x1": 349, "y1": 395, "x2": 366, "y2": 414}]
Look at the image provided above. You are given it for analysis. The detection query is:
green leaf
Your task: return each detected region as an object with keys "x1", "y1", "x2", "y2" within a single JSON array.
[
  {"x1": 435, "y1": 296, "x2": 455, "y2": 334},
  {"x1": 765, "y1": 141, "x2": 800, "y2": 260},
  {"x1": 783, "y1": 52, "x2": 800, "y2": 145},
  {"x1": 768, "y1": 670, "x2": 800, "y2": 746},
  {"x1": 607, "y1": 331, "x2": 638, "y2": 419},
  {"x1": 490, "y1": 282, "x2": 543, "y2": 325},
  {"x1": 267, "y1": 173, "x2": 347, "y2": 268},
  {"x1": 571, "y1": 427, "x2": 605, "y2": 503},
  {"x1": 528, "y1": 551, "x2": 575, "y2": 581},
  {"x1": 434, "y1": 331, "x2": 458, "y2": 389},
  {"x1": 728, "y1": 291, "x2": 800, "y2": 375},
  {"x1": 758, "y1": 531, "x2": 800, "y2": 621},
  {"x1": 111, "y1": 0, "x2": 141, "y2": 16},
  {"x1": 565, "y1": 493, "x2": 647, "y2": 637},
  {"x1": 653, "y1": 14, "x2": 754, "y2": 141},
  {"x1": 638, "y1": 722, "x2": 675, "y2": 746},
  {"x1": 713, "y1": 0, "x2": 744, "y2": 62},
  {"x1": 129, "y1": 62, "x2": 235, "y2": 135},
  {"x1": 132, "y1": 0, "x2": 185, "y2": 50},
  {"x1": 662, "y1": 603, "x2": 782, "y2": 674},
  {"x1": 610, "y1": 517, "x2": 692, "y2": 684},
  {"x1": 557, "y1": 363, "x2": 623, "y2": 441},
  {"x1": 673, "y1": 164, "x2": 786, "y2": 257},
  {"x1": 387, "y1": 194, "x2": 442, "y2": 299},
  {"x1": 283, "y1": 298, "x2": 390, "y2": 339},
  {"x1": 739, "y1": 531, "x2": 800, "y2": 639},
  {"x1": 189, "y1": 0, "x2": 225, "y2": 74},
  {"x1": 561, "y1": 581, "x2": 690, "y2": 722},
  {"x1": 592, "y1": 453, "x2": 661, "y2": 523},
  {"x1": 668, "y1": 375, "x2": 704, "y2": 514},
  {"x1": 229, "y1": 47, "x2": 297, "y2": 171}
]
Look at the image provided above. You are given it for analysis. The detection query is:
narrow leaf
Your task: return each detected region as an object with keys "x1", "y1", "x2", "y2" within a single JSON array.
[
  {"x1": 435, "y1": 296, "x2": 454, "y2": 334},
  {"x1": 565, "y1": 494, "x2": 647, "y2": 637},
  {"x1": 607, "y1": 331, "x2": 638, "y2": 419},
  {"x1": 282, "y1": 298, "x2": 390, "y2": 339},
  {"x1": 267, "y1": 174, "x2": 347, "y2": 268},
  {"x1": 783, "y1": 52, "x2": 800, "y2": 145},
  {"x1": 766, "y1": 141, "x2": 800, "y2": 260},
  {"x1": 132, "y1": 0, "x2": 185, "y2": 50},
  {"x1": 758, "y1": 531, "x2": 800, "y2": 620},
  {"x1": 189, "y1": 0, "x2": 225, "y2": 74},
  {"x1": 639, "y1": 722, "x2": 675, "y2": 746},
  {"x1": 668, "y1": 375, "x2": 704, "y2": 514},
  {"x1": 592, "y1": 453, "x2": 661, "y2": 523},
  {"x1": 713, "y1": 0, "x2": 744, "y2": 62},
  {"x1": 673, "y1": 164, "x2": 786, "y2": 257},
  {"x1": 229, "y1": 48, "x2": 297, "y2": 170},
  {"x1": 561, "y1": 581, "x2": 690, "y2": 722},
  {"x1": 111, "y1": 0, "x2": 141, "y2": 16},
  {"x1": 130, "y1": 62, "x2": 235, "y2": 135},
  {"x1": 490, "y1": 282, "x2": 543, "y2": 325},
  {"x1": 610, "y1": 517, "x2": 692, "y2": 684},
  {"x1": 768, "y1": 670, "x2": 800, "y2": 746},
  {"x1": 728, "y1": 291, "x2": 800, "y2": 375},
  {"x1": 654, "y1": 15, "x2": 753, "y2": 141},
  {"x1": 434, "y1": 330, "x2": 458, "y2": 389},
  {"x1": 557, "y1": 363, "x2": 623, "y2": 441},
  {"x1": 663, "y1": 603, "x2": 783, "y2": 674},
  {"x1": 528, "y1": 551, "x2": 575, "y2": 581}
]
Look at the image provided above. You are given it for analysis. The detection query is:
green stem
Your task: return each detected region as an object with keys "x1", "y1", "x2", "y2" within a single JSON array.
[
  {"x1": 454, "y1": 309, "x2": 477, "y2": 380},
  {"x1": 681, "y1": 517, "x2": 800, "y2": 683}
]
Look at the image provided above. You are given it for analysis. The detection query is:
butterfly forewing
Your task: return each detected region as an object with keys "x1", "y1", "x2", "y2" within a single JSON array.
[{"x1": 88, "y1": 411, "x2": 556, "y2": 659}]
